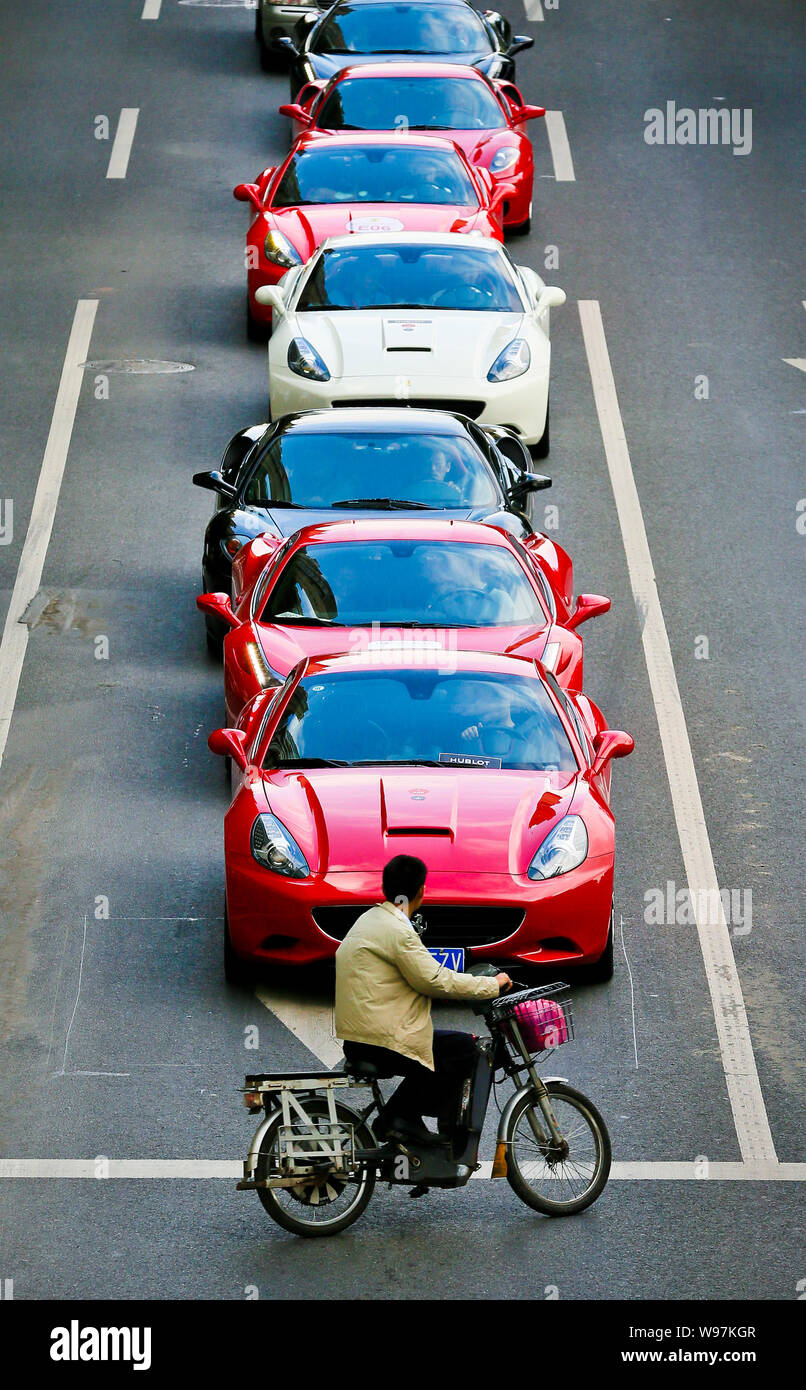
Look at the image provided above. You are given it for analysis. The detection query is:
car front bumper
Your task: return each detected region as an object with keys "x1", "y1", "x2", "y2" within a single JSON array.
[
  {"x1": 224, "y1": 856, "x2": 614, "y2": 969},
  {"x1": 268, "y1": 364, "x2": 550, "y2": 445}
]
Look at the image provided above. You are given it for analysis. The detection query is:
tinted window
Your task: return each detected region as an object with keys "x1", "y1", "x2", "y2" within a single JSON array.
[
  {"x1": 317, "y1": 3, "x2": 492, "y2": 56},
  {"x1": 262, "y1": 540, "x2": 545, "y2": 627},
  {"x1": 271, "y1": 145, "x2": 476, "y2": 208},
  {"x1": 265, "y1": 670, "x2": 577, "y2": 771},
  {"x1": 296, "y1": 244, "x2": 524, "y2": 312},
  {"x1": 319, "y1": 76, "x2": 507, "y2": 132},
  {"x1": 243, "y1": 430, "x2": 499, "y2": 508}
]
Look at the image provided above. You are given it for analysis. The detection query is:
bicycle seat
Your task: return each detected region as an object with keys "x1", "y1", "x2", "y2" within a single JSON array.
[{"x1": 347, "y1": 1059, "x2": 381, "y2": 1081}]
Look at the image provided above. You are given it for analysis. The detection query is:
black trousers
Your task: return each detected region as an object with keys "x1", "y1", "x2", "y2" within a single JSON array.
[{"x1": 343, "y1": 1030, "x2": 478, "y2": 1131}]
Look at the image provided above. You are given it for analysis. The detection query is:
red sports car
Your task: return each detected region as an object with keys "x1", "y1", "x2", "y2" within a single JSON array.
[
  {"x1": 235, "y1": 131, "x2": 514, "y2": 332},
  {"x1": 209, "y1": 649, "x2": 633, "y2": 983},
  {"x1": 278, "y1": 62, "x2": 544, "y2": 234},
  {"x1": 197, "y1": 518, "x2": 611, "y2": 726}
]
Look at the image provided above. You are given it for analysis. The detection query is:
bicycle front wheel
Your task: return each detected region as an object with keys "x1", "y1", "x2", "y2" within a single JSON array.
[{"x1": 504, "y1": 1082, "x2": 611, "y2": 1216}]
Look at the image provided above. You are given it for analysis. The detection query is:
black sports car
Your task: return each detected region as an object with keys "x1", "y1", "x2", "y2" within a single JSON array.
[
  {"x1": 280, "y1": 0, "x2": 533, "y2": 99},
  {"x1": 193, "y1": 407, "x2": 549, "y2": 652}
]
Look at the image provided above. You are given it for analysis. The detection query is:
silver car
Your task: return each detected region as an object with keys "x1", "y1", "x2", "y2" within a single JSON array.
[{"x1": 255, "y1": 0, "x2": 325, "y2": 70}]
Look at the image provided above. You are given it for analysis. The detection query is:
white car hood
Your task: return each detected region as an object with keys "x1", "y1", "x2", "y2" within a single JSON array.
[{"x1": 291, "y1": 309, "x2": 526, "y2": 380}]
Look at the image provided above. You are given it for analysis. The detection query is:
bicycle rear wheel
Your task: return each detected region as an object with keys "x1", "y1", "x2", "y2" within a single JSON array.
[
  {"x1": 255, "y1": 1098, "x2": 376, "y2": 1237},
  {"x1": 504, "y1": 1082, "x2": 611, "y2": 1215}
]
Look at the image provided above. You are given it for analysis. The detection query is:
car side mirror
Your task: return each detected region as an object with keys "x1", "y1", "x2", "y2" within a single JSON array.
[
  {"x1": 208, "y1": 727, "x2": 249, "y2": 772},
  {"x1": 276, "y1": 35, "x2": 298, "y2": 56},
  {"x1": 508, "y1": 35, "x2": 534, "y2": 56},
  {"x1": 535, "y1": 286, "x2": 567, "y2": 315},
  {"x1": 589, "y1": 729, "x2": 634, "y2": 778},
  {"x1": 196, "y1": 592, "x2": 240, "y2": 630},
  {"x1": 508, "y1": 471, "x2": 552, "y2": 501},
  {"x1": 233, "y1": 182, "x2": 262, "y2": 211},
  {"x1": 192, "y1": 469, "x2": 238, "y2": 501},
  {"x1": 565, "y1": 593, "x2": 611, "y2": 631},
  {"x1": 515, "y1": 103, "x2": 545, "y2": 122},
  {"x1": 255, "y1": 284, "x2": 286, "y2": 314},
  {"x1": 278, "y1": 103, "x2": 312, "y2": 125}
]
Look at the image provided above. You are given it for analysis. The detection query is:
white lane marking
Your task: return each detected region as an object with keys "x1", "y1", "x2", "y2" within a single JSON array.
[
  {"x1": 255, "y1": 986, "x2": 344, "y2": 1068},
  {"x1": 783, "y1": 358, "x2": 806, "y2": 373},
  {"x1": 57, "y1": 914, "x2": 88, "y2": 1077},
  {"x1": 0, "y1": 300, "x2": 97, "y2": 771},
  {"x1": 1, "y1": 1159, "x2": 805, "y2": 1181},
  {"x1": 106, "y1": 109, "x2": 139, "y2": 180},
  {"x1": 579, "y1": 299, "x2": 776, "y2": 1166},
  {"x1": 141, "y1": 0, "x2": 162, "y2": 17},
  {"x1": 618, "y1": 915, "x2": 639, "y2": 1069},
  {"x1": 523, "y1": 0, "x2": 544, "y2": 20},
  {"x1": 544, "y1": 111, "x2": 575, "y2": 181}
]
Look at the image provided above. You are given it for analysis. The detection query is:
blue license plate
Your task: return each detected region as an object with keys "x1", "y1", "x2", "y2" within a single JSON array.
[{"x1": 428, "y1": 946, "x2": 465, "y2": 972}]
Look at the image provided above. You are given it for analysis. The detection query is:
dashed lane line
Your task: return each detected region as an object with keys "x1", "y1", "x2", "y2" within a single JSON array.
[
  {"x1": 106, "y1": 108, "x2": 139, "y2": 180},
  {"x1": 0, "y1": 299, "x2": 97, "y2": 771},
  {"x1": 523, "y1": 0, "x2": 544, "y2": 20},
  {"x1": 141, "y1": 0, "x2": 162, "y2": 17},
  {"x1": 579, "y1": 299, "x2": 777, "y2": 1166},
  {"x1": 544, "y1": 111, "x2": 575, "y2": 181}
]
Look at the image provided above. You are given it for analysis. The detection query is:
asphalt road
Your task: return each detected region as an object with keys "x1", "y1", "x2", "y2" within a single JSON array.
[{"x1": 0, "y1": 0, "x2": 803, "y2": 1300}]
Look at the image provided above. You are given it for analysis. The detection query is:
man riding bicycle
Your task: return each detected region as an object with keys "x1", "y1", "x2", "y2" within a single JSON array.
[{"x1": 335, "y1": 855, "x2": 511, "y2": 1146}]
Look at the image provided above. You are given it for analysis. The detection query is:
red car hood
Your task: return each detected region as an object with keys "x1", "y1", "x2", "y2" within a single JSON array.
[
  {"x1": 257, "y1": 622, "x2": 550, "y2": 674},
  {"x1": 268, "y1": 203, "x2": 489, "y2": 259},
  {"x1": 261, "y1": 765, "x2": 578, "y2": 874}
]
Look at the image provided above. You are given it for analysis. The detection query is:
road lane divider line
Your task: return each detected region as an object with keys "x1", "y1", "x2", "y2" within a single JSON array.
[
  {"x1": 523, "y1": 0, "x2": 544, "y2": 20},
  {"x1": 1, "y1": 1159, "x2": 804, "y2": 1180},
  {"x1": 106, "y1": 108, "x2": 139, "y2": 180},
  {"x1": 0, "y1": 299, "x2": 97, "y2": 771},
  {"x1": 544, "y1": 111, "x2": 575, "y2": 181},
  {"x1": 141, "y1": 0, "x2": 162, "y2": 16},
  {"x1": 255, "y1": 986, "x2": 344, "y2": 1068},
  {"x1": 578, "y1": 298, "x2": 777, "y2": 1166}
]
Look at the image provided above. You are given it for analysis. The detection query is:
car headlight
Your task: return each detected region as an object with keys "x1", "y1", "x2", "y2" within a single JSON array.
[
  {"x1": 264, "y1": 230, "x2": 302, "y2": 269},
  {"x1": 288, "y1": 337, "x2": 331, "y2": 382},
  {"x1": 251, "y1": 813, "x2": 310, "y2": 878},
  {"x1": 490, "y1": 145, "x2": 519, "y2": 174},
  {"x1": 487, "y1": 338, "x2": 531, "y2": 383},
  {"x1": 527, "y1": 815, "x2": 588, "y2": 880}
]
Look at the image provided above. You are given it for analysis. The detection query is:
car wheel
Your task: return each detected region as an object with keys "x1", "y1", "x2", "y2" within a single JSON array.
[
  {"x1": 510, "y1": 214, "x2": 531, "y2": 237},
  {"x1": 224, "y1": 902, "x2": 252, "y2": 987},
  {"x1": 530, "y1": 396, "x2": 550, "y2": 459},
  {"x1": 586, "y1": 905, "x2": 615, "y2": 983},
  {"x1": 206, "y1": 624, "x2": 224, "y2": 661}
]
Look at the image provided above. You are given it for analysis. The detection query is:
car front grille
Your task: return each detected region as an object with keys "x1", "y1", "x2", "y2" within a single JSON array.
[
  {"x1": 334, "y1": 399, "x2": 486, "y2": 420},
  {"x1": 312, "y1": 904, "x2": 524, "y2": 946}
]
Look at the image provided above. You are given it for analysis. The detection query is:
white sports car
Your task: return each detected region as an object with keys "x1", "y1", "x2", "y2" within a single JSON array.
[{"x1": 255, "y1": 232, "x2": 565, "y2": 453}]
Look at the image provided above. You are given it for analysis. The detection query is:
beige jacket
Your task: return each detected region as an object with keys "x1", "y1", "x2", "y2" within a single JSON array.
[{"x1": 334, "y1": 901, "x2": 500, "y2": 1070}]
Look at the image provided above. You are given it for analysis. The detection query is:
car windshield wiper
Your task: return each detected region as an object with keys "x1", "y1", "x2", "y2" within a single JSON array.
[
  {"x1": 368, "y1": 303, "x2": 433, "y2": 310},
  {"x1": 351, "y1": 759, "x2": 446, "y2": 767},
  {"x1": 389, "y1": 621, "x2": 482, "y2": 628},
  {"x1": 270, "y1": 757, "x2": 350, "y2": 768},
  {"x1": 330, "y1": 497, "x2": 434, "y2": 510}
]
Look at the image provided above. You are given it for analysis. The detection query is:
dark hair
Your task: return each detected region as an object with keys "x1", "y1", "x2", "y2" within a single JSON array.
[{"x1": 382, "y1": 855, "x2": 427, "y2": 908}]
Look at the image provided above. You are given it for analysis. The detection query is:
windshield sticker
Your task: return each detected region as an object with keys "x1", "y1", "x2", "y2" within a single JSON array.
[{"x1": 438, "y1": 752, "x2": 502, "y2": 769}]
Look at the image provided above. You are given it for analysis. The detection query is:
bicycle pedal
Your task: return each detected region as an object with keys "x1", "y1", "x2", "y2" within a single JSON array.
[{"x1": 409, "y1": 1183, "x2": 430, "y2": 1199}]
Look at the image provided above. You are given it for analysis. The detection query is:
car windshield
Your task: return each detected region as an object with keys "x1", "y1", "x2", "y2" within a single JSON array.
[
  {"x1": 318, "y1": 76, "x2": 507, "y2": 131},
  {"x1": 271, "y1": 145, "x2": 476, "y2": 207},
  {"x1": 316, "y1": 3, "x2": 492, "y2": 56},
  {"x1": 261, "y1": 540, "x2": 544, "y2": 627},
  {"x1": 264, "y1": 670, "x2": 577, "y2": 771},
  {"x1": 296, "y1": 244, "x2": 523, "y2": 312},
  {"x1": 243, "y1": 429, "x2": 499, "y2": 509}
]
